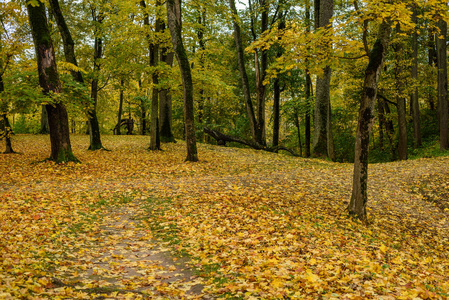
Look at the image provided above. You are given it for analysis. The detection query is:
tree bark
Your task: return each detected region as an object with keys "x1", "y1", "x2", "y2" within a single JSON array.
[
  {"x1": 312, "y1": 0, "x2": 334, "y2": 160},
  {"x1": 88, "y1": 9, "x2": 105, "y2": 150},
  {"x1": 40, "y1": 105, "x2": 50, "y2": 134},
  {"x1": 411, "y1": 7, "x2": 422, "y2": 148},
  {"x1": 27, "y1": 1, "x2": 78, "y2": 163},
  {"x1": 0, "y1": 71, "x2": 14, "y2": 154},
  {"x1": 166, "y1": 0, "x2": 198, "y2": 161},
  {"x1": 159, "y1": 28, "x2": 175, "y2": 143},
  {"x1": 437, "y1": 18, "x2": 449, "y2": 150},
  {"x1": 49, "y1": 0, "x2": 83, "y2": 83},
  {"x1": 348, "y1": 21, "x2": 391, "y2": 220}
]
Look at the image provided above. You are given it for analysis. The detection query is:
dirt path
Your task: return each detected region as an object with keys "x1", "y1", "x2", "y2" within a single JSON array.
[{"x1": 49, "y1": 201, "x2": 207, "y2": 299}]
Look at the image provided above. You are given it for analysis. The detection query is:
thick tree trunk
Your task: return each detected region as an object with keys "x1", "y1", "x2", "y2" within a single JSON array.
[
  {"x1": 159, "y1": 40, "x2": 175, "y2": 142},
  {"x1": 395, "y1": 25, "x2": 407, "y2": 160},
  {"x1": 228, "y1": 0, "x2": 259, "y2": 144},
  {"x1": 411, "y1": 8, "x2": 422, "y2": 148},
  {"x1": 166, "y1": 0, "x2": 198, "y2": 161},
  {"x1": 88, "y1": 11, "x2": 105, "y2": 150},
  {"x1": 312, "y1": 0, "x2": 334, "y2": 159},
  {"x1": 437, "y1": 18, "x2": 449, "y2": 150},
  {"x1": 348, "y1": 22, "x2": 391, "y2": 220},
  {"x1": 27, "y1": 1, "x2": 78, "y2": 163},
  {"x1": 2, "y1": 114, "x2": 14, "y2": 154},
  {"x1": 0, "y1": 74, "x2": 14, "y2": 154}
]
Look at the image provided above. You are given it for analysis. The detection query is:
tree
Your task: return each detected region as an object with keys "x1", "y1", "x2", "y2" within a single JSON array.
[
  {"x1": 312, "y1": 0, "x2": 335, "y2": 160},
  {"x1": 27, "y1": 0, "x2": 78, "y2": 163},
  {"x1": 49, "y1": 0, "x2": 105, "y2": 151},
  {"x1": 166, "y1": 0, "x2": 198, "y2": 161},
  {"x1": 436, "y1": 13, "x2": 448, "y2": 150},
  {"x1": 348, "y1": 21, "x2": 391, "y2": 219},
  {"x1": 0, "y1": 30, "x2": 14, "y2": 154},
  {"x1": 411, "y1": 6, "x2": 422, "y2": 148},
  {"x1": 228, "y1": 0, "x2": 264, "y2": 146},
  {"x1": 87, "y1": 6, "x2": 106, "y2": 150},
  {"x1": 394, "y1": 25, "x2": 407, "y2": 160},
  {"x1": 159, "y1": 21, "x2": 175, "y2": 143}
]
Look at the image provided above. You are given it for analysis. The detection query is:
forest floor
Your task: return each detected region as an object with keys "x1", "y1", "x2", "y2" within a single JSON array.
[{"x1": 1, "y1": 135, "x2": 448, "y2": 299}]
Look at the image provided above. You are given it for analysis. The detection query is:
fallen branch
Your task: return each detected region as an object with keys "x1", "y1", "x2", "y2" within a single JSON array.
[{"x1": 204, "y1": 127, "x2": 300, "y2": 157}]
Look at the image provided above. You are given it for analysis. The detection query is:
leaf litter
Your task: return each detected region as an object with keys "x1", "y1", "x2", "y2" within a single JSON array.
[{"x1": 0, "y1": 135, "x2": 448, "y2": 299}]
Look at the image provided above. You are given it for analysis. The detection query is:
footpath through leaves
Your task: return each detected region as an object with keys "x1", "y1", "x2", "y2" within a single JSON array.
[{"x1": 1, "y1": 135, "x2": 448, "y2": 299}]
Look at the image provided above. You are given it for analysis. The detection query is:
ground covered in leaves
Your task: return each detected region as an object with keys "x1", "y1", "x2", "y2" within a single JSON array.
[{"x1": 1, "y1": 135, "x2": 448, "y2": 299}]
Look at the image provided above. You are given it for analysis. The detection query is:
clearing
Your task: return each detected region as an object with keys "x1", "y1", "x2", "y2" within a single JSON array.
[{"x1": 0, "y1": 135, "x2": 448, "y2": 299}]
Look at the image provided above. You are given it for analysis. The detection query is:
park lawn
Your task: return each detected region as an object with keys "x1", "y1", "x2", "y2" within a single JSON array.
[{"x1": 1, "y1": 134, "x2": 448, "y2": 299}]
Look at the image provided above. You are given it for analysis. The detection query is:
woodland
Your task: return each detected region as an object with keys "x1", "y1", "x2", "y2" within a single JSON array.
[{"x1": 0, "y1": 0, "x2": 449, "y2": 298}]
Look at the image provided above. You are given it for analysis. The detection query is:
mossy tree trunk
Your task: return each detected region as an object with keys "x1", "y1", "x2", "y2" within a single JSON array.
[
  {"x1": 348, "y1": 21, "x2": 391, "y2": 220},
  {"x1": 166, "y1": 0, "x2": 198, "y2": 161},
  {"x1": 27, "y1": 1, "x2": 78, "y2": 163}
]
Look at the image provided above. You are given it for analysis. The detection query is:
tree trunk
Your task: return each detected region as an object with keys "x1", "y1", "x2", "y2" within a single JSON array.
[
  {"x1": 0, "y1": 71, "x2": 14, "y2": 154},
  {"x1": 437, "y1": 18, "x2": 449, "y2": 150},
  {"x1": 88, "y1": 10, "x2": 105, "y2": 150},
  {"x1": 348, "y1": 21, "x2": 391, "y2": 220},
  {"x1": 139, "y1": 79, "x2": 147, "y2": 135},
  {"x1": 166, "y1": 0, "x2": 198, "y2": 161},
  {"x1": 411, "y1": 7, "x2": 422, "y2": 148},
  {"x1": 304, "y1": 0, "x2": 311, "y2": 158},
  {"x1": 116, "y1": 79, "x2": 124, "y2": 135},
  {"x1": 272, "y1": 12, "x2": 285, "y2": 148},
  {"x1": 273, "y1": 78, "x2": 281, "y2": 147},
  {"x1": 228, "y1": 0, "x2": 259, "y2": 145},
  {"x1": 255, "y1": 0, "x2": 268, "y2": 146},
  {"x1": 312, "y1": 0, "x2": 334, "y2": 159},
  {"x1": 159, "y1": 34, "x2": 175, "y2": 143},
  {"x1": 196, "y1": 8, "x2": 206, "y2": 142},
  {"x1": 27, "y1": 1, "x2": 78, "y2": 163},
  {"x1": 395, "y1": 25, "x2": 407, "y2": 160},
  {"x1": 150, "y1": 0, "x2": 162, "y2": 150},
  {"x1": 294, "y1": 109, "x2": 302, "y2": 156},
  {"x1": 428, "y1": 29, "x2": 437, "y2": 111},
  {"x1": 49, "y1": 0, "x2": 83, "y2": 83}
]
